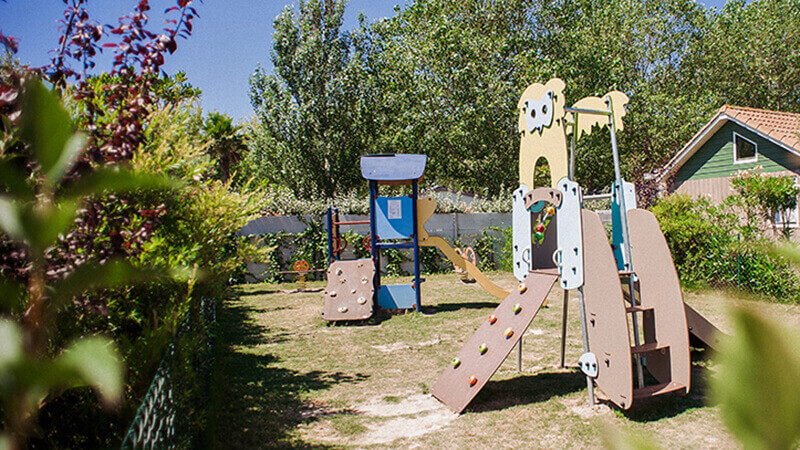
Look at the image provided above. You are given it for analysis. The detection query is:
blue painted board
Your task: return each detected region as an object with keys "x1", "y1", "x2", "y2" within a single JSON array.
[
  {"x1": 378, "y1": 284, "x2": 417, "y2": 309},
  {"x1": 361, "y1": 154, "x2": 427, "y2": 181},
  {"x1": 375, "y1": 196, "x2": 414, "y2": 240}
]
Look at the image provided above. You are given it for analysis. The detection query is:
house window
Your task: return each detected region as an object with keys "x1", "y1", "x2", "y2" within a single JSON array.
[{"x1": 733, "y1": 132, "x2": 757, "y2": 164}]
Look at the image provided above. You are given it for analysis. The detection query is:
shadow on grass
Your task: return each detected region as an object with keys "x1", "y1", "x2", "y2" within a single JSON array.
[
  {"x1": 467, "y1": 370, "x2": 587, "y2": 413},
  {"x1": 427, "y1": 301, "x2": 499, "y2": 313},
  {"x1": 618, "y1": 354, "x2": 712, "y2": 422},
  {"x1": 211, "y1": 298, "x2": 368, "y2": 449}
]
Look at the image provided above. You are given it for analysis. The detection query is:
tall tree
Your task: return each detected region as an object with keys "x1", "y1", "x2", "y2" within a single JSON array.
[
  {"x1": 248, "y1": 0, "x2": 381, "y2": 198},
  {"x1": 373, "y1": 0, "x2": 539, "y2": 195}
]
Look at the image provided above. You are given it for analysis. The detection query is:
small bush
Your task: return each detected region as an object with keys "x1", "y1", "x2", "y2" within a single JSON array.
[{"x1": 652, "y1": 194, "x2": 800, "y2": 301}]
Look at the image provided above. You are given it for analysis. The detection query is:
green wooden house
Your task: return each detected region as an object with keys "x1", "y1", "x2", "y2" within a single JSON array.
[{"x1": 659, "y1": 105, "x2": 800, "y2": 224}]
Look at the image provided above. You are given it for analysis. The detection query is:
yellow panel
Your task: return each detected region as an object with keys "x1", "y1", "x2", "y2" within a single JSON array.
[
  {"x1": 569, "y1": 91, "x2": 629, "y2": 140},
  {"x1": 517, "y1": 78, "x2": 568, "y2": 189}
]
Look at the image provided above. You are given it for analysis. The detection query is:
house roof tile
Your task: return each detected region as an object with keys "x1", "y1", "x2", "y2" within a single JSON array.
[{"x1": 721, "y1": 105, "x2": 800, "y2": 153}]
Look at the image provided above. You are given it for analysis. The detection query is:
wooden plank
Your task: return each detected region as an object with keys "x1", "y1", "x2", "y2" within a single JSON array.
[
  {"x1": 431, "y1": 272, "x2": 557, "y2": 413},
  {"x1": 321, "y1": 259, "x2": 375, "y2": 321},
  {"x1": 628, "y1": 209, "x2": 690, "y2": 394},
  {"x1": 580, "y1": 210, "x2": 634, "y2": 409}
]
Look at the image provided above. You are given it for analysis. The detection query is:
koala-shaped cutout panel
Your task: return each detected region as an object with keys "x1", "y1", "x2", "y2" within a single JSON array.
[
  {"x1": 518, "y1": 78, "x2": 567, "y2": 189},
  {"x1": 524, "y1": 91, "x2": 555, "y2": 134}
]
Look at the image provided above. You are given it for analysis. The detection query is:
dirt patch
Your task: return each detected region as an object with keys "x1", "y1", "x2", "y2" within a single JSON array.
[
  {"x1": 353, "y1": 394, "x2": 458, "y2": 445},
  {"x1": 561, "y1": 395, "x2": 612, "y2": 420}
]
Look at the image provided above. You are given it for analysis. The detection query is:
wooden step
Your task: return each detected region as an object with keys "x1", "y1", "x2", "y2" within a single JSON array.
[
  {"x1": 618, "y1": 270, "x2": 634, "y2": 277},
  {"x1": 633, "y1": 381, "x2": 686, "y2": 400},
  {"x1": 626, "y1": 305, "x2": 654, "y2": 314},
  {"x1": 630, "y1": 342, "x2": 669, "y2": 354}
]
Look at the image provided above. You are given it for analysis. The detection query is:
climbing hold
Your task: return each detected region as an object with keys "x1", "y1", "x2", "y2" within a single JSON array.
[
  {"x1": 518, "y1": 283, "x2": 527, "y2": 293},
  {"x1": 504, "y1": 327, "x2": 514, "y2": 339},
  {"x1": 488, "y1": 314, "x2": 497, "y2": 324},
  {"x1": 468, "y1": 375, "x2": 478, "y2": 386},
  {"x1": 361, "y1": 277, "x2": 369, "y2": 284},
  {"x1": 330, "y1": 291, "x2": 337, "y2": 297},
  {"x1": 451, "y1": 358, "x2": 461, "y2": 368},
  {"x1": 478, "y1": 343, "x2": 488, "y2": 355},
  {"x1": 535, "y1": 223, "x2": 545, "y2": 233},
  {"x1": 533, "y1": 231, "x2": 544, "y2": 241},
  {"x1": 357, "y1": 296, "x2": 367, "y2": 305},
  {"x1": 337, "y1": 306, "x2": 348, "y2": 313},
  {"x1": 513, "y1": 303, "x2": 522, "y2": 314},
  {"x1": 351, "y1": 289, "x2": 357, "y2": 294},
  {"x1": 546, "y1": 206, "x2": 556, "y2": 215},
  {"x1": 335, "y1": 268, "x2": 343, "y2": 276}
]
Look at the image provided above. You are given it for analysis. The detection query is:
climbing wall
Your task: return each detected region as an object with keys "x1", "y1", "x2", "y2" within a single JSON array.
[
  {"x1": 322, "y1": 259, "x2": 375, "y2": 321},
  {"x1": 431, "y1": 272, "x2": 558, "y2": 413}
]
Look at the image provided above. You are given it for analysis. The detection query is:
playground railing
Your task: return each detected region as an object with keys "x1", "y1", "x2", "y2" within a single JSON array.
[{"x1": 120, "y1": 297, "x2": 217, "y2": 449}]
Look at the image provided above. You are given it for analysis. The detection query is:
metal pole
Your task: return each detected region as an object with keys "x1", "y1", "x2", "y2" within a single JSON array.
[
  {"x1": 606, "y1": 97, "x2": 645, "y2": 389},
  {"x1": 326, "y1": 207, "x2": 333, "y2": 263},
  {"x1": 578, "y1": 288, "x2": 595, "y2": 405},
  {"x1": 412, "y1": 180, "x2": 421, "y2": 312},
  {"x1": 560, "y1": 289, "x2": 569, "y2": 368},
  {"x1": 569, "y1": 117, "x2": 577, "y2": 181},
  {"x1": 517, "y1": 338, "x2": 522, "y2": 372}
]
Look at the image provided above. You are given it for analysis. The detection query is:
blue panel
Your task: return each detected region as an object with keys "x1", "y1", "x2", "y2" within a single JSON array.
[
  {"x1": 375, "y1": 196, "x2": 414, "y2": 240},
  {"x1": 378, "y1": 284, "x2": 417, "y2": 309},
  {"x1": 361, "y1": 154, "x2": 427, "y2": 181}
]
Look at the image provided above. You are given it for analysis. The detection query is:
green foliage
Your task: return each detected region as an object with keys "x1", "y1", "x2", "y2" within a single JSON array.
[
  {"x1": 711, "y1": 306, "x2": 800, "y2": 449},
  {"x1": 0, "y1": 79, "x2": 178, "y2": 447},
  {"x1": 248, "y1": 0, "x2": 380, "y2": 198},
  {"x1": 729, "y1": 168, "x2": 800, "y2": 238},
  {"x1": 652, "y1": 194, "x2": 800, "y2": 301},
  {"x1": 472, "y1": 226, "x2": 512, "y2": 272}
]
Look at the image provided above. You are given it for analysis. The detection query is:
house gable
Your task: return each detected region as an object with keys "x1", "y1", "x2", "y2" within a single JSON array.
[{"x1": 674, "y1": 121, "x2": 800, "y2": 183}]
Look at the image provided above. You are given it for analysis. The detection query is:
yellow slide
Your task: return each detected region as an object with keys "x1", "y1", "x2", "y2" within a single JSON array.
[{"x1": 417, "y1": 197, "x2": 510, "y2": 300}]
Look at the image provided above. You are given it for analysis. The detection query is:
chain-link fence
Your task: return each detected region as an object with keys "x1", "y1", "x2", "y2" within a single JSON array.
[{"x1": 121, "y1": 297, "x2": 217, "y2": 449}]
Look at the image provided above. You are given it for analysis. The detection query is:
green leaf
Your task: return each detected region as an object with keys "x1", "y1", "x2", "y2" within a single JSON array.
[
  {"x1": 711, "y1": 307, "x2": 800, "y2": 449},
  {"x1": 0, "y1": 319, "x2": 23, "y2": 369},
  {"x1": 20, "y1": 79, "x2": 77, "y2": 187},
  {"x1": 26, "y1": 200, "x2": 78, "y2": 252},
  {"x1": 0, "y1": 157, "x2": 34, "y2": 200},
  {"x1": 49, "y1": 260, "x2": 189, "y2": 308},
  {"x1": 0, "y1": 277, "x2": 25, "y2": 314},
  {"x1": 55, "y1": 336, "x2": 123, "y2": 405},
  {"x1": 0, "y1": 197, "x2": 26, "y2": 242},
  {"x1": 59, "y1": 167, "x2": 177, "y2": 202}
]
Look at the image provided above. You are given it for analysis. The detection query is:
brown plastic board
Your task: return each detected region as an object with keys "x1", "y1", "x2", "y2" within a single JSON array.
[
  {"x1": 322, "y1": 259, "x2": 375, "y2": 321},
  {"x1": 628, "y1": 209, "x2": 690, "y2": 395},
  {"x1": 522, "y1": 187, "x2": 563, "y2": 210},
  {"x1": 431, "y1": 272, "x2": 558, "y2": 413},
  {"x1": 581, "y1": 210, "x2": 634, "y2": 409},
  {"x1": 684, "y1": 303, "x2": 724, "y2": 350}
]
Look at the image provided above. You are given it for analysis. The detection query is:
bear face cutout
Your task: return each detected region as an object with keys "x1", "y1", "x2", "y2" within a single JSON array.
[{"x1": 524, "y1": 91, "x2": 555, "y2": 134}]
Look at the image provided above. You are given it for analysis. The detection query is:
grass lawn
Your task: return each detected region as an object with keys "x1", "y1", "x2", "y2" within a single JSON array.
[{"x1": 210, "y1": 271, "x2": 800, "y2": 448}]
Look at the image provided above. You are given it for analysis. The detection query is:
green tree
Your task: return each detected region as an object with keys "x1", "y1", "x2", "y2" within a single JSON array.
[
  {"x1": 373, "y1": 0, "x2": 537, "y2": 194},
  {"x1": 202, "y1": 112, "x2": 246, "y2": 182},
  {"x1": 248, "y1": 0, "x2": 381, "y2": 198},
  {"x1": 691, "y1": 0, "x2": 800, "y2": 112}
]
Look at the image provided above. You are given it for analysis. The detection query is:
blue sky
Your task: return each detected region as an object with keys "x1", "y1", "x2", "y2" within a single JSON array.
[{"x1": 1, "y1": 0, "x2": 728, "y2": 123}]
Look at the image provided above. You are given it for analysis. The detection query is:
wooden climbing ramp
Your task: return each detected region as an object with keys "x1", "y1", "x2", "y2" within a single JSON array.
[{"x1": 431, "y1": 272, "x2": 558, "y2": 413}]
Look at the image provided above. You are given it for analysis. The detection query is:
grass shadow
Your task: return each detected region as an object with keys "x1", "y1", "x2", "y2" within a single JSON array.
[
  {"x1": 616, "y1": 357, "x2": 711, "y2": 422},
  {"x1": 467, "y1": 370, "x2": 587, "y2": 413},
  {"x1": 210, "y1": 298, "x2": 369, "y2": 449},
  {"x1": 428, "y1": 301, "x2": 499, "y2": 313}
]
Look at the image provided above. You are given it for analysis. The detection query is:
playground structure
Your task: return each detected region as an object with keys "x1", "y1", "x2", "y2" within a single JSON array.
[
  {"x1": 323, "y1": 154, "x2": 512, "y2": 321},
  {"x1": 431, "y1": 78, "x2": 722, "y2": 413}
]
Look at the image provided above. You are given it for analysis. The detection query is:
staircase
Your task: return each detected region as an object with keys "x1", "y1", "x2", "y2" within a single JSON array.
[{"x1": 581, "y1": 209, "x2": 689, "y2": 409}]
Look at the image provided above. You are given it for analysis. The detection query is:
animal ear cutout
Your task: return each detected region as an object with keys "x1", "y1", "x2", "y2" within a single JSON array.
[{"x1": 568, "y1": 91, "x2": 629, "y2": 140}]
